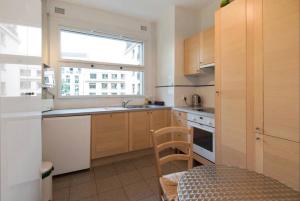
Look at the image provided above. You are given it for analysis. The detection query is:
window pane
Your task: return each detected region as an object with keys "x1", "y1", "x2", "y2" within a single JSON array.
[
  {"x1": 60, "y1": 30, "x2": 143, "y2": 65},
  {"x1": 0, "y1": 64, "x2": 41, "y2": 97},
  {"x1": 0, "y1": 23, "x2": 41, "y2": 56},
  {"x1": 60, "y1": 67, "x2": 144, "y2": 96}
]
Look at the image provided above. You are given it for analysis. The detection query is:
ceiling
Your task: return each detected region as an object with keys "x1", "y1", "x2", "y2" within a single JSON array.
[{"x1": 61, "y1": 0, "x2": 211, "y2": 21}]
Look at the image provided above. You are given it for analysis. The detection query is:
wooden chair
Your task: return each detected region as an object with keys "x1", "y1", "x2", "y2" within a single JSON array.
[{"x1": 151, "y1": 127, "x2": 193, "y2": 201}]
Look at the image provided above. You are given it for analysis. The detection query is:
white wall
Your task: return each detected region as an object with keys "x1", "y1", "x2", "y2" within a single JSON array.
[
  {"x1": 46, "y1": 0, "x2": 156, "y2": 109},
  {"x1": 155, "y1": 1, "x2": 219, "y2": 108}
]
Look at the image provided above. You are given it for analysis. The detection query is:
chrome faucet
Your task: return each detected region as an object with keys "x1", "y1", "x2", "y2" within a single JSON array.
[{"x1": 122, "y1": 100, "x2": 131, "y2": 108}]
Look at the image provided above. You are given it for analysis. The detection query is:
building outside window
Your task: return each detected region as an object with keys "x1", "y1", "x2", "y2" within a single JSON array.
[
  {"x1": 75, "y1": 75, "x2": 79, "y2": 83},
  {"x1": 75, "y1": 85, "x2": 79, "y2": 95},
  {"x1": 111, "y1": 83, "x2": 117, "y2": 89},
  {"x1": 20, "y1": 69, "x2": 31, "y2": 77},
  {"x1": 90, "y1": 73, "x2": 97, "y2": 79},
  {"x1": 66, "y1": 75, "x2": 70, "y2": 83},
  {"x1": 132, "y1": 84, "x2": 135, "y2": 94},
  {"x1": 121, "y1": 83, "x2": 125, "y2": 90},
  {"x1": 111, "y1": 74, "x2": 117, "y2": 79},
  {"x1": 102, "y1": 74, "x2": 108, "y2": 79},
  {"x1": 20, "y1": 80, "x2": 31, "y2": 89},
  {"x1": 101, "y1": 83, "x2": 108, "y2": 89},
  {"x1": 89, "y1": 83, "x2": 96, "y2": 89}
]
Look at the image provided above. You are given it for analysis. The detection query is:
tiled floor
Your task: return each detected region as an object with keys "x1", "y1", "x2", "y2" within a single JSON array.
[{"x1": 53, "y1": 152, "x2": 188, "y2": 201}]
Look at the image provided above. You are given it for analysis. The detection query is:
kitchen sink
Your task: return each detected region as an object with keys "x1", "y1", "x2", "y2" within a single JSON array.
[{"x1": 125, "y1": 105, "x2": 151, "y2": 109}]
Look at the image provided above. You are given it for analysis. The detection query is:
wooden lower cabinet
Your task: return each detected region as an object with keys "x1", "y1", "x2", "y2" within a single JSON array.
[
  {"x1": 172, "y1": 110, "x2": 188, "y2": 141},
  {"x1": 129, "y1": 111, "x2": 150, "y2": 151},
  {"x1": 150, "y1": 110, "x2": 171, "y2": 145},
  {"x1": 91, "y1": 113, "x2": 129, "y2": 159},
  {"x1": 92, "y1": 109, "x2": 171, "y2": 159},
  {"x1": 263, "y1": 135, "x2": 300, "y2": 191}
]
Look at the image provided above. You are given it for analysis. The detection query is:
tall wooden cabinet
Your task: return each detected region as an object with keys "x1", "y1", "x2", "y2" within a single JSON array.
[
  {"x1": 258, "y1": 0, "x2": 300, "y2": 191},
  {"x1": 216, "y1": 0, "x2": 300, "y2": 191},
  {"x1": 215, "y1": 0, "x2": 247, "y2": 168}
]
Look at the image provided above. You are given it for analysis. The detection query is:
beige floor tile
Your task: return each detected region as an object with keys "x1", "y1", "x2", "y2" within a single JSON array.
[
  {"x1": 53, "y1": 175, "x2": 72, "y2": 191},
  {"x1": 124, "y1": 181, "x2": 153, "y2": 201},
  {"x1": 137, "y1": 165, "x2": 157, "y2": 180},
  {"x1": 96, "y1": 175, "x2": 122, "y2": 193},
  {"x1": 113, "y1": 160, "x2": 136, "y2": 174},
  {"x1": 53, "y1": 188, "x2": 70, "y2": 201},
  {"x1": 137, "y1": 194, "x2": 161, "y2": 201},
  {"x1": 145, "y1": 178, "x2": 160, "y2": 195},
  {"x1": 98, "y1": 187, "x2": 129, "y2": 201},
  {"x1": 118, "y1": 169, "x2": 143, "y2": 186},
  {"x1": 76, "y1": 196, "x2": 98, "y2": 201},
  {"x1": 71, "y1": 170, "x2": 95, "y2": 186},
  {"x1": 93, "y1": 164, "x2": 116, "y2": 180},
  {"x1": 133, "y1": 157, "x2": 154, "y2": 169},
  {"x1": 70, "y1": 181, "x2": 97, "y2": 201}
]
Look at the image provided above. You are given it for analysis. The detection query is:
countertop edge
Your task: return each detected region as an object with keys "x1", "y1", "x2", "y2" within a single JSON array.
[{"x1": 42, "y1": 106, "x2": 172, "y2": 118}]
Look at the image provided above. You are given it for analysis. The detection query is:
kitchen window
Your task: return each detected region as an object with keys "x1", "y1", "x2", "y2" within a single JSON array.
[
  {"x1": 59, "y1": 28, "x2": 145, "y2": 97},
  {"x1": 60, "y1": 29, "x2": 143, "y2": 65},
  {"x1": 60, "y1": 67, "x2": 144, "y2": 96}
]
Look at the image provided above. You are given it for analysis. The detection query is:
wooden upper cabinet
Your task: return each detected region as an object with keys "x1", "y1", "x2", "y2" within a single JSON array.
[
  {"x1": 129, "y1": 111, "x2": 150, "y2": 151},
  {"x1": 215, "y1": 0, "x2": 247, "y2": 168},
  {"x1": 200, "y1": 27, "x2": 215, "y2": 65},
  {"x1": 184, "y1": 33, "x2": 201, "y2": 75},
  {"x1": 91, "y1": 113, "x2": 129, "y2": 159},
  {"x1": 263, "y1": 0, "x2": 300, "y2": 142}
]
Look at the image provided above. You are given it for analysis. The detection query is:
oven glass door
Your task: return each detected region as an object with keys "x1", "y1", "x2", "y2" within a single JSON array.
[{"x1": 193, "y1": 127, "x2": 213, "y2": 152}]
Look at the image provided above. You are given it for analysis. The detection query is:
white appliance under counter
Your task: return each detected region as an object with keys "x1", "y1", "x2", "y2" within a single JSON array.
[{"x1": 42, "y1": 115, "x2": 91, "y2": 175}]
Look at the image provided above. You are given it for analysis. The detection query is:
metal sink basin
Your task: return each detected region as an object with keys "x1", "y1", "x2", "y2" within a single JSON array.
[{"x1": 125, "y1": 105, "x2": 151, "y2": 109}]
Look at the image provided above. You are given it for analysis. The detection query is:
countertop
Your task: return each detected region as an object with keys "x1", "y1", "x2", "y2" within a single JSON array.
[
  {"x1": 42, "y1": 105, "x2": 172, "y2": 118},
  {"x1": 173, "y1": 106, "x2": 215, "y2": 118}
]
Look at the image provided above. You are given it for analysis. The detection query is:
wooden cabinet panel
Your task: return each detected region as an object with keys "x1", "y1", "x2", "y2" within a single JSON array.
[
  {"x1": 263, "y1": 0, "x2": 300, "y2": 142},
  {"x1": 129, "y1": 111, "x2": 150, "y2": 151},
  {"x1": 184, "y1": 33, "x2": 201, "y2": 75},
  {"x1": 201, "y1": 27, "x2": 215, "y2": 65},
  {"x1": 263, "y1": 135, "x2": 300, "y2": 191},
  {"x1": 171, "y1": 110, "x2": 187, "y2": 141},
  {"x1": 92, "y1": 113, "x2": 129, "y2": 159},
  {"x1": 150, "y1": 110, "x2": 171, "y2": 145},
  {"x1": 215, "y1": 0, "x2": 247, "y2": 168}
]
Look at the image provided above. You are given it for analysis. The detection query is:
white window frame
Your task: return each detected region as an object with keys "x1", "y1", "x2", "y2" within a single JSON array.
[{"x1": 57, "y1": 27, "x2": 146, "y2": 98}]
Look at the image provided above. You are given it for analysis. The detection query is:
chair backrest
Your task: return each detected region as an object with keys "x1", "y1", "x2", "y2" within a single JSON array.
[{"x1": 151, "y1": 127, "x2": 193, "y2": 177}]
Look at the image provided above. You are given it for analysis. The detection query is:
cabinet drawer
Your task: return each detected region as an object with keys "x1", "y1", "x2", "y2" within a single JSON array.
[{"x1": 173, "y1": 110, "x2": 187, "y2": 121}]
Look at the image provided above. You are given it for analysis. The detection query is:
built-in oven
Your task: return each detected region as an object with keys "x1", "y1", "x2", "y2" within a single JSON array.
[{"x1": 187, "y1": 113, "x2": 215, "y2": 162}]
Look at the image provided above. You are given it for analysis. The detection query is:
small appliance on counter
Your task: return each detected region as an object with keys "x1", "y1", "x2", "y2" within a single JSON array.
[{"x1": 191, "y1": 94, "x2": 201, "y2": 107}]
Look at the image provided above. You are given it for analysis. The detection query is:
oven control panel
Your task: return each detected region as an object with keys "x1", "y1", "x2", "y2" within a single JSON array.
[{"x1": 187, "y1": 113, "x2": 215, "y2": 128}]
